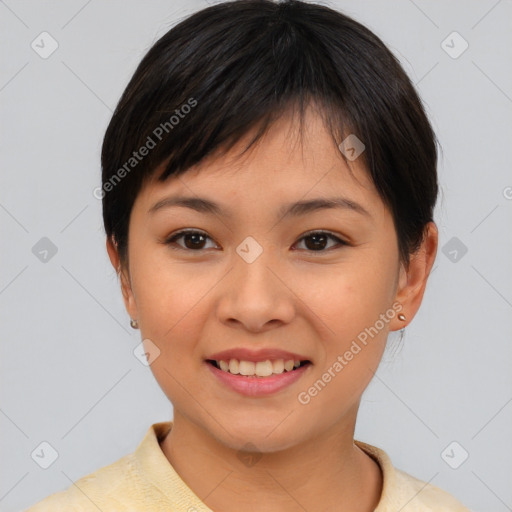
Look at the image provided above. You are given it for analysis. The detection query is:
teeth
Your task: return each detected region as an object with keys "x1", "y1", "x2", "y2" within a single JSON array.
[
  {"x1": 255, "y1": 360, "x2": 273, "y2": 377},
  {"x1": 273, "y1": 359, "x2": 284, "y2": 374},
  {"x1": 239, "y1": 360, "x2": 255, "y2": 376},
  {"x1": 228, "y1": 359, "x2": 239, "y2": 374},
  {"x1": 214, "y1": 358, "x2": 306, "y2": 377}
]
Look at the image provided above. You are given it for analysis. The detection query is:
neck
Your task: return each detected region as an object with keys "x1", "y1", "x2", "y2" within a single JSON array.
[{"x1": 160, "y1": 409, "x2": 382, "y2": 512}]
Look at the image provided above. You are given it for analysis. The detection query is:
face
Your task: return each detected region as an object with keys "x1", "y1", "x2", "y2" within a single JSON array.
[{"x1": 109, "y1": 107, "x2": 430, "y2": 453}]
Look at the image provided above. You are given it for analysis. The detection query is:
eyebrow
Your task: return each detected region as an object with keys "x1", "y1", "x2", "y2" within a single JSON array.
[{"x1": 148, "y1": 195, "x2": 371, "y2": 219}]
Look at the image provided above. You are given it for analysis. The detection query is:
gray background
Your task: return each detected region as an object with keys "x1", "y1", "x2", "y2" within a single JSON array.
[{"x1": 1, "y1": 0, "x2": 511, "y2": 510}]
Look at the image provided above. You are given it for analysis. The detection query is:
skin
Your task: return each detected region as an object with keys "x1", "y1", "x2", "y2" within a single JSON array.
[{"x1": 107, "y1": 105, "x2": 438, "y2": 512}]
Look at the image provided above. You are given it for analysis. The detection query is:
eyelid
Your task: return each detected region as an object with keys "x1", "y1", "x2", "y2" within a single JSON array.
[
  {"x1": 300, "y1": 229, "x2": 349, "y2": 244},
  {"x1": 293, "y1": 230, "x2": 350, "y2": 251},
  {"x1": 164, "y1": 229, "x2": 218, "y2": 249},
  {"x1": 164, "y1": 228, "x2": 349, "y2": 252}
]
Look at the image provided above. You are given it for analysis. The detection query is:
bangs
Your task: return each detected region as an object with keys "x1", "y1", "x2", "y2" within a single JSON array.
[{"x1": 102, "y1": 0, "x2": 437, "y2": 266}]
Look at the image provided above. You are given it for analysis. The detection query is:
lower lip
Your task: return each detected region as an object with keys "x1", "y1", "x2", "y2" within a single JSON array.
[{"x1": 205, "y1": 361, "x2": 311, "y2": 397}]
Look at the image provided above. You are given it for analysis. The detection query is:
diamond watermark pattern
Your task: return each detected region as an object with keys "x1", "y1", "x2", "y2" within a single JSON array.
[
  {"x1": 31, "y1": 441, "x2": 59, "y2": 469},
  {"x1": 338, "y1": 134, "x2": 365, "y2": 161},
  {"x1": 32, "y1": 237, "x2": 58, "y2": 263},
  {"x1": 236, "y1": 236, "x2": 263, "y2": 264},
  {"x1": 237, "y1": 442, "x2": 263, "y2": 467},
  {"x1": 441, "y1": 441, "x2": 469, "y2": 469},
  {"x1": 31, "y1": 32, "x2": 59, "y2": 59},
  {"x1": 442, "y1": 236, "x2": 468, "y2": 263},
  {"x1": 133, "y1": 338, "x2": 161, "y2": 366},
  {"x1": 441, "y1": 31, "x2": 469, "y2": 59}
]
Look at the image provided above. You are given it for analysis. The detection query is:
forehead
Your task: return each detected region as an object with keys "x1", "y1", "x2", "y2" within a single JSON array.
[{"x1": 135, "y1": 107, "x2": 383, "y2": 218}]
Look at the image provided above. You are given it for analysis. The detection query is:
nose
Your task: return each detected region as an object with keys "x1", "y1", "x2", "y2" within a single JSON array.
[{"x1": 215, "y1": 241, "x2": 295, "y2": 333}]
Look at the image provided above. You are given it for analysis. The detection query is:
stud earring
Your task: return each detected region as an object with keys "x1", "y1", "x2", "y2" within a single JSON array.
[
  {"x1": 130, "y1": 318, "x2": 139, "y2": 329},
  {"x1": 398, "y1": 313, "x2": 406, "y2": 322}
]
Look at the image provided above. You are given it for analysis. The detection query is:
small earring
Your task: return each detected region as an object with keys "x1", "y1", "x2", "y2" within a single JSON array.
[
  {"x1": 398, "y1": 313, "x2": 406, "y2": 322},
  {"x1": 130, "y1": 318, "x2": 139, "y2": 329}
]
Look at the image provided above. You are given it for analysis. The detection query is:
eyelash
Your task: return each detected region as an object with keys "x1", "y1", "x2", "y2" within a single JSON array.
[{"x1": 164, "y1": 229, "x2": 349, "y2": 253}]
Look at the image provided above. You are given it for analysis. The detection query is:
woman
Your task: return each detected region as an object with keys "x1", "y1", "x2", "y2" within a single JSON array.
[{"x1": 26, "y1": 0, "x2": 470, "y2": 509}]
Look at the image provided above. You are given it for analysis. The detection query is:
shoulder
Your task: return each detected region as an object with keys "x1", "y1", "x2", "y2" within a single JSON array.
[
  {"x1": 355, "y1": 440, "x2": 471, "y2": 512},
  {"x1": 24, "y1": 422, "x2": 175, "y2": 511},
  {"x1": 23, "y1": 452, "x2": 140, "y2": 511},
  {"x1": 392, "y1": 467, "x2": 470, "y2": 511}
]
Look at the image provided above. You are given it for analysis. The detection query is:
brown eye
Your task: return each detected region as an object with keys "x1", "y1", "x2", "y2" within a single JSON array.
[
  {"x1": 294, "y1": 231, "x2": 348, "y2": 252},
  {"x1": 165, "y1": 230, "x2": 217, "y2": 251},
  {"x1": 164, "y1": 229, "x2": 348, "y2": 253}
]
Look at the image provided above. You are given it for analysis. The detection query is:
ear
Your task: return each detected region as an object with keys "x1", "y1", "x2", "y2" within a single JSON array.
[
  {"x1": 106, "y1": 236, "x2": 138, "y2": 322},
  {"x1": 390, "y1": 222, "x2": 438, "y2": 331}
]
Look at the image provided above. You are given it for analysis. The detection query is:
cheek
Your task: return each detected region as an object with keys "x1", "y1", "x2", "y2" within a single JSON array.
[
  {"x1": 132, "y1": 264, "x2": 213, "y2": 402},
  {"x1": 135, "y1": 273, "x2": 211, "y2": 343},
  {"x1": 295, "y1": 274, "x2": 393, "y2": 421},
  {"x1": 301, "y1": 253, "x2": 398, "y2": 339},
  {"x1": 128, "y1": 246, "x2": 204, "y2": 339},
  {"x1": 129, "y1": 257, "x2": 230, "y2": 416},
  {"x1": 298, "y1": 252, "x2": 397, "y2": 391}
]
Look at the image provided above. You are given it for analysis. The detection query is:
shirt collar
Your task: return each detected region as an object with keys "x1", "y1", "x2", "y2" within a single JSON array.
[{"x1": 134, "y1": 422, "x2": 393, "y2": 510}]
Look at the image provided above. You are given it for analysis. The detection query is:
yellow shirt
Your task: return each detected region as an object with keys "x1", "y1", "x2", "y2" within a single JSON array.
[{"x1": 25, "y1": 422, "x2": 470, "y2": 511}]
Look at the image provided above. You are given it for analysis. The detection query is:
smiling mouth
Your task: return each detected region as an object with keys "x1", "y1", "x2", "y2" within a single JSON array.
[{"x1": 206, "y1": 359, "x2": 312, "y2": 377}]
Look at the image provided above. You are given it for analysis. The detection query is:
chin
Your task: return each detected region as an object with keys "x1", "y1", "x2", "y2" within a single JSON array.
[{"x1": 212, "y1": 417, "x2": 308, "y2": 454}]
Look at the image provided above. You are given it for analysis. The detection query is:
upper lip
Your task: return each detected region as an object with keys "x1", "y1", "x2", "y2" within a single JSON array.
[{"x1": 206, "y1": 348, "x2": 311, "y2": 363}]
